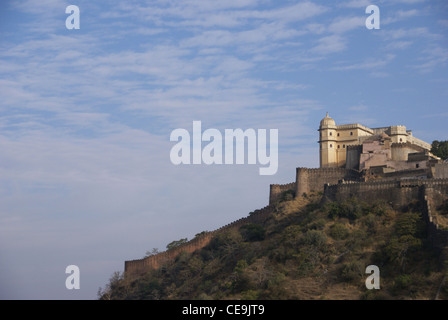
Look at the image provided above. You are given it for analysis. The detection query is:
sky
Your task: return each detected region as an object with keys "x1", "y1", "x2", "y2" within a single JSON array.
[{"x1": 0, "y1": 0, "x2": 447, "y2": 300}]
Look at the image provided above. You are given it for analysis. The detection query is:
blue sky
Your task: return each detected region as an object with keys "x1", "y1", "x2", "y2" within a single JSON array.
[{"x1": 0, "y1": 0, "x2": 447, "y2": 299}]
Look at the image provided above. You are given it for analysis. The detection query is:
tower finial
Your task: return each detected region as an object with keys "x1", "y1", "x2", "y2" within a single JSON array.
[{"x1": 326, "y1": 112, "x2": 329, "y2": 117}]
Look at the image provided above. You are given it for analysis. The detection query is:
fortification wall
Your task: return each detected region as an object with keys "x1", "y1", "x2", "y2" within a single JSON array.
[
  {"x1": 324, "y1": 180, "x2": 414, "y2": 208},
  {"x1": 431, "y1": 163, "x2": 448, "y2": 179},
  {"x1": 422, "y1": 186, "x2": 448, "y2": 267},
  {"x1": 296, "y1": 167, "x2": 360, "y2": 197},
  {"x1": 269, "y1": 182, "x2": 296, "y2": 204},
  {"x1": 381, "y1": 168, "x2": 429, "y2": 180},
  {"x1": 125, "y1": 205, "x2": 275, "y2": 276},
  {"x1": 324, "y1": 178, "x2": 448, "y2": 208},
  {"x1": 324, "y1": 179, "x2": 448, "y2": 255}
]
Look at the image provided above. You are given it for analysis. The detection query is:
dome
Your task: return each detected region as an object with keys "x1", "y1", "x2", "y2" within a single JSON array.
[{"x1": 320, "y1": 112, "x2": 336, "y2": 127}]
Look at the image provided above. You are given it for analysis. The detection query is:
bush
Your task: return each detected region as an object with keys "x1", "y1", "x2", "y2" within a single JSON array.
[
  {"x1": 309, "y1": 218, "x2": 326, "y2": 231},
  {"x1": 362, "y1": 214, "x2": 377, "y2": 234},
  {"x1": 393, "y1": 274, "x2": 412, "y2": 291},
  {"x1": 240, "y1": 224, "x2": 266, "y2": 242},
  {"x1": 327, "y1": 198, "x2": 362, "y2": 221},
  {"x1": 241, "y1": 290, "x2": 259, "y2": 300},
  {"x1": 281, "y1": 190, "x2": 295, "y2": 202},
  {"x1": 340, "y1": 261, "x2": 364, "y2": 283},
  {"x1": 329, "y1": 223, "x2": 349, "y2": 240},
  {"x1": 302, "y1": 230, "x2": 327, "y2": 248}
]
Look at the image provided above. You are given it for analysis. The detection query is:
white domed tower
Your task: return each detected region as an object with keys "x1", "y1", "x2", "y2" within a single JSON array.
[{"x1": 318, "y1": 112, "x2": 337, "y2": 168}]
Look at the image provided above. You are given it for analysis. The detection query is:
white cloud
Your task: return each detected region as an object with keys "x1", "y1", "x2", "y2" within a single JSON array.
[
  {"x1": 332, "y1": 54, "x2": 396, "y2": 71},
  {"x1": 341, "y1": 0, "x2": 373, "y2": 8},
  {"x1": 311, "y1": 35, "x2": 347, "y2": 55},
  {"x1": 349, "y1": 104, "x2": 368, "y2": 111},
  {"x1": 382, "y1": 9, "x2": 420, "y2": 25},
  {"x1": 414, "y1": 46, "x2": 448, "y2": 73},
  {"x1": 328, "y1": 16, "x2": 365, "y2": 33}
]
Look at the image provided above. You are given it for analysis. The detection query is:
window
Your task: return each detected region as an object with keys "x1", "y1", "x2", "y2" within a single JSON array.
[
  {"x1": 400, "y1": 138, "x2": 403, "y2": 142},
  {"x1": 330, "y1": 144, "x2": 333, "y2": 148},
  {"x1": 338, "y1": 145, "x2": 340, "y2": 149},
  {"x1": 416, "y1": 163, "x2": 419, "y2": 168},
  {"x1": 329, "y1": 132, "x2": 333, "y2": 136},
  {"x1": 350, "y1": 132, "x2": 353, "y2": 136},
  {"x1": 343, "y1": 144, "x2": 346, "y2": 148},
  {"x1": 337, "y1": 133, "x2": 340, "y2": 137}
]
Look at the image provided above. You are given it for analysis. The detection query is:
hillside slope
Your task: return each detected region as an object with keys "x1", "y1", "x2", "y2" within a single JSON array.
[{"x1": 99, "y1": 193, "x2": 448, "y2": 300}]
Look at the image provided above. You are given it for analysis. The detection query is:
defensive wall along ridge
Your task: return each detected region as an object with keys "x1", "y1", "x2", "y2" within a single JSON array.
[
  {"x1": 124, "y1": 205, "x2": 275, "y2": 276},
  {"x1": 125, "y1": 165, "x2": 448, "y2": 276}
]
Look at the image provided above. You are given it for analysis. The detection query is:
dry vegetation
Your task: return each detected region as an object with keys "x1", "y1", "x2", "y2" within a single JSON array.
[{"x1": 99, "y1": 192, "x2": 448, "y2": 300}]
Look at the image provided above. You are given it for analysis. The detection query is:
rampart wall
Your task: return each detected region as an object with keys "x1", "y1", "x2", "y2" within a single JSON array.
[
  {"x1": 324, "y1": 179, "x2": 448, "y2": 253},
  {"x1": 269, "y1": 182, "x2": 296, "y2": 204},
  {"x1": 431, "y1": 163, "x2": 448, "y2": 179},
  {"x1": 324, "y1": 178, "x2": 448, "y2": 209},
  {"x1": 423, "y1": 186, "x2": 448, "y2": 250},
  {"x1": 296, "y1": 167, "x2": 360, "y2": 197},
  {"x1": 125, "y1": 166, "x2": 448, "y2": 277},
  {"x1": 125, "y1": 205, "x2": 275, "y2": 276}
]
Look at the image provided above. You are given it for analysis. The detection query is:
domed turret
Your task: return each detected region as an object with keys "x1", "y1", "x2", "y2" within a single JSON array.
[
  {"x1": 320, "y1": 112, "x2": 336, "y2": 128},
  {"x1": 318, "y1": 112, "x2": 337, "y2": 168}
]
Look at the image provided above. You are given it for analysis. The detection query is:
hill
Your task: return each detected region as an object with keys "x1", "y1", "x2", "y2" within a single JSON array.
[{"x1": 98, "y1": 192, "x2": 448, "y2": 300}]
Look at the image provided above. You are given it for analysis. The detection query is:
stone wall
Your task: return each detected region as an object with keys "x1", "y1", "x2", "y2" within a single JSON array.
[
  {"x1": 125, "y1": 204, "x2": 275, "y2": 276},
  {"x1": 423, "y1": 186, "x2": 448, "y2": 250},
  {"x1": 324, "y1": 178, "x2": 448, "y2": 208},
  {"x1": 125, "y1": 165, "x2": 448, "y2": 277},
  {"x1": 295, "y1": 167, "x2": 360, "y2": 197},
  {"x1": 269, "y1": 182, "x2": 296, "y2": 204},
  {"x1": 323, "y1": 178, "x2": 448, "y2": 250},
  {"x1": 431, "y1": 163, "x2": 448, "y2": 179},
  {"x1": 346, "y1": 145, "x2": 362, "y2": 170}
]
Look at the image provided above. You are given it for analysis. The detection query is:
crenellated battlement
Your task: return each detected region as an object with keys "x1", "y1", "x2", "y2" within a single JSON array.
[{"x1": 269, "y1": 182, "x2": 296, "y2": 204}]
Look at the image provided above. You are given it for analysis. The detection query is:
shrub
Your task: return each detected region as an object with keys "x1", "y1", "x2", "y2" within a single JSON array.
[
  {"x1": 302, "y1": 230, "x2": 327, "y2": 248},
  {"x1": 309, "y1": 218, "x2": 326, "y2": 231},
  {"x1": 393, "y1": 274, "x2": 412, "y2": 291},
  {"x1": 327, "y1": 198, "x2": 362, "y2": 220},
  {"x1": 340, "y1": 261, "x2": 364, "y2": 283},
  {"x1": 241, "y1": 290, "x2": 259, "y2": 300},
  {"x1": 281, "y1": 190, "x2": 295, "y2": 202},
  {"x1": 240, "y1": 224, "x2": 266, "y2": 242},
  {"x1": 329, "y1": 223, "x2": 349, "y2": 240},
  {"x1": 362, "y1": 214, "x2": 377, "y2": 234}
]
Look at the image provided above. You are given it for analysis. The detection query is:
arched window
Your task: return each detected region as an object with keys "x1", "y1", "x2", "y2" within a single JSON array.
[
  {"x1": 338, "y1": 145, "x2": 340, "y2": 149},
  {"x1": 329, "y1": 132, "x2": 333, "y2": 136},
  {"x1": 350, "y1": 132, "x2": 353, "y2": 136},
  {"x1": 330, "y1": 144, "x2": 333, "y2": 148},
  {"x1": 343, "y1": 144, "x2": 346, "y2": 148}
]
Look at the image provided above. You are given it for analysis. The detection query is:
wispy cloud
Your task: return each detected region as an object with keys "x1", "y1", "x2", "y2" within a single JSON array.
[
  {"x1": 1, "y1": 0, "x2": 447, "y2": 300},
  {"x1": 311, "y1": 35, "x2": 347, "y2": 55},
  {"x1": 332, "y1": 54, "x2": 396, "y2": 71}
]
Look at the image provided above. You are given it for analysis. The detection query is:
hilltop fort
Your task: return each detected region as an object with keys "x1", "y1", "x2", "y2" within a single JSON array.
[{"x1": 125, "y1": 115, "x2": 448, "y2": 276}]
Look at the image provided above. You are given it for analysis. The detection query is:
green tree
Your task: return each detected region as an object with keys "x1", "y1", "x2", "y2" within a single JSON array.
[
  {"x1": 144, "y1": 248, "x2": 159, "y2": 257},
  {"x1": 166, "y1": 238, "x2": 188, "y2": 250},
  {"x1": 431, "y1": 140, "x2": 448, "y2": 160}
]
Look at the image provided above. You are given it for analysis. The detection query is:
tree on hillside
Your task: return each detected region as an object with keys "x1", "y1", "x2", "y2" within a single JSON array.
[
  {"x1": 144, "y1": 248, "x2": 160, "y2": 257},
  {"x1": 166, "y1": 238, "x2": 188, "y2": 250},
  {"x1": 431, "y1": 140, "x2": 448, "y2": 160}
]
